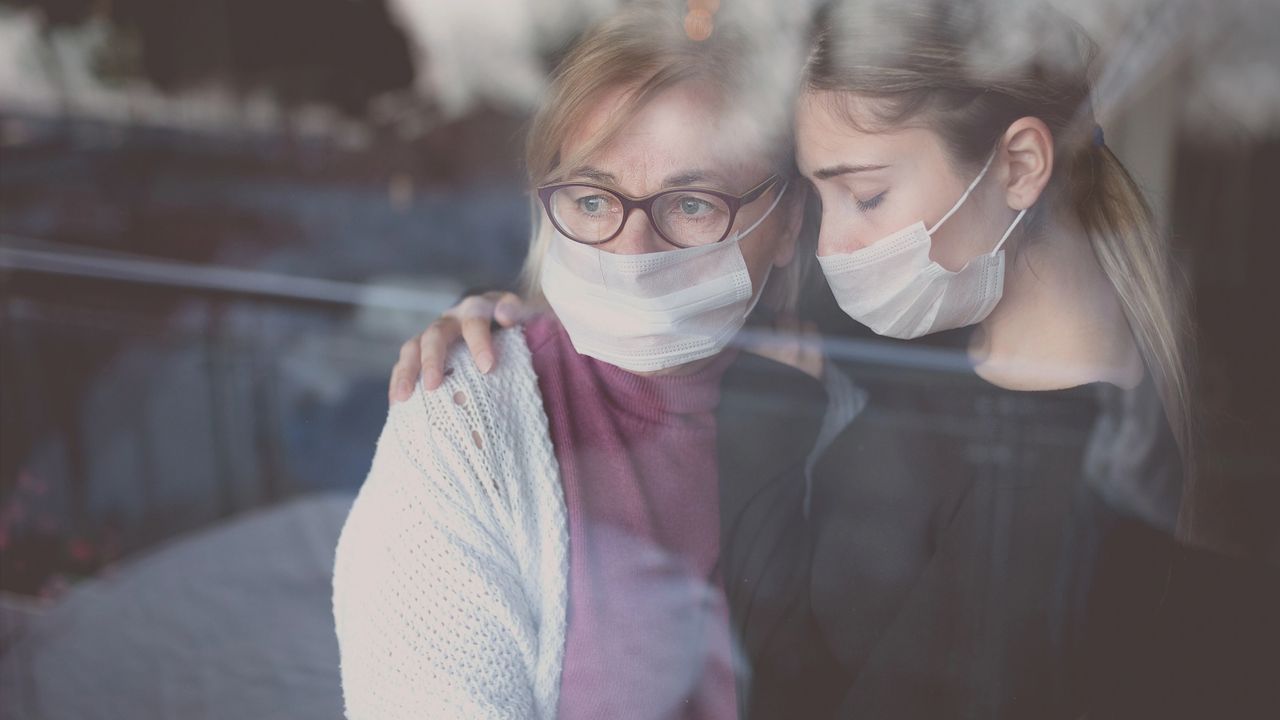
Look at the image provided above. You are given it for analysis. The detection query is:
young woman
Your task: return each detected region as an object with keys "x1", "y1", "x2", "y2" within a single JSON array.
[
  {"x1": 794, "y1": 4, "x2": 1193, "y2": 716},
  {"x1": 332, "y1": 3, "x2": 833, "y2": 718},
  {"x1": 385, "y1": 1, "x2": 1258, "y2": 718}
]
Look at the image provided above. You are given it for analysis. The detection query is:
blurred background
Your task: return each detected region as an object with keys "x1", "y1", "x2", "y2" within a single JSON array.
[
  {"x1": 0, "y1": 0, "x2": 1277, "y2": 717},
  {"x1": 0, "y1": 0, "x2": 551, "y2": 599}
]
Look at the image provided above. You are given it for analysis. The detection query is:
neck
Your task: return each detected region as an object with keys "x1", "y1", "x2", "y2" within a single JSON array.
[{"x1": 970, "y1": 210, "x2": 1144, "y2": 391}]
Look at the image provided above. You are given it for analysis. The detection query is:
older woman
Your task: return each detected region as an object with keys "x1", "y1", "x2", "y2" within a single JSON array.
[{"x1": 330, "y1": 3, "x2": 834, "y2": 718}]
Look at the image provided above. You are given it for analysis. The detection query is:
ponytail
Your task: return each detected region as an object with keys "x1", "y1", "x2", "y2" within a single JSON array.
[{"x1": 1070, "y1": 143, "x2": 1200, "y2": 541}]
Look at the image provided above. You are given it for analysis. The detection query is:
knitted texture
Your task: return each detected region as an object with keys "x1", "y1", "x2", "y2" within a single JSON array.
[{"x1": 333, "y1": 327, "x2": 569, "y2": 719}]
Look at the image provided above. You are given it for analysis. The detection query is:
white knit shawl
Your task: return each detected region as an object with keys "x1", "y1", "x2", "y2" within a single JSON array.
[{"x1": 333, "y1": 328, "x2": 569, "y2": 719}]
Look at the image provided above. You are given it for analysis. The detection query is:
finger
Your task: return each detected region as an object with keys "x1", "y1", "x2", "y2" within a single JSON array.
[
  {"x1": 389, "y1": 366, "x2": 416, "y2": 402},
  {"x1": 452, "y1": 293, "x2": 498, "y2": 320},
  {"x1": 420, "y1": 318, "x2": 462, "y2": 390},
  {"x1": 460, "y1": 311, "x2": 498, "y2": 373},
  {"x1": 389, "y1": 340, "x2": 420, "y2": 402},
  {"x1": 450, "y1": 295, "x2": 502, "y2": 373},
  {"x1": 492, "y1": 292, "x2": 527, "y2": 327}
]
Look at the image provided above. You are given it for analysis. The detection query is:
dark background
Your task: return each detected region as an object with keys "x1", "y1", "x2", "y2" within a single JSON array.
[{"x1": 1, "y1": 0, "x2": 1277, "y2": 598}]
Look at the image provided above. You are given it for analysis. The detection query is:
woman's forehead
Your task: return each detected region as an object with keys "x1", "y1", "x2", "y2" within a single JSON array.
[
  {"x1": 563, "y1": 82, "x2": 775, "y2": 187},
  {"x1": 796, "y1": 91, "x2": 885, "y2": 143},
  {"x1": 795, "y1": 91, "x2": 945, "y2": 175}
]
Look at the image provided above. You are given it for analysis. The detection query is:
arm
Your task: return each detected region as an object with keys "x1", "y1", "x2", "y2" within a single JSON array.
[{"x1": 333, "y1": 401, "x2": 539, "y2": 719}]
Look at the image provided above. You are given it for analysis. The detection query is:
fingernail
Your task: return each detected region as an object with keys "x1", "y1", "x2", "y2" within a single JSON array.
[
  {"x1": 422, "y1": 369, "x2": 440, "y2": 390},
  {"x1": 397, "y1": 378, "x2": 413, "y2": 398},
  {"x1": 476, "y1": 351, "x2": 494, "y2": 374}
]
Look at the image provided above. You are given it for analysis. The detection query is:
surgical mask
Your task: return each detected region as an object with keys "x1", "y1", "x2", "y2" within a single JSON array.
[
  {"x1": 817, "y1": 151, "x2": 1027, "y2": 339},
  {"x1": 540, "y1": 182, "x2": 787, "y2": 372}
]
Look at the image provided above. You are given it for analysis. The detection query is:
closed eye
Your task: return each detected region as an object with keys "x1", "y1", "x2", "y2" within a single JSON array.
[{"x1": 856, "y1": 191, "x2": 887, "y2": 212}]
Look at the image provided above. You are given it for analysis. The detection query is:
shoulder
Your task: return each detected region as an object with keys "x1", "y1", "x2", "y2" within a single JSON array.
[
  {"x1": 338, "y1": 325, "x2": 561, "y2": 570},
  {"x1": 346, "y1": 327, "x2": 551, "y2": 521},
  {"x1": 388, "y1": 327, "x2": 543, "y2": 455},
  {"x1": 378, "y1": 327, "x2": 561, "y2": 516}
]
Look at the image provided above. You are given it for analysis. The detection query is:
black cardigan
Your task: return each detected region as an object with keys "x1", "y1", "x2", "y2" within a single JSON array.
[{"x1": 715, "y1": 350, "x2": 1280, "y2": 720}]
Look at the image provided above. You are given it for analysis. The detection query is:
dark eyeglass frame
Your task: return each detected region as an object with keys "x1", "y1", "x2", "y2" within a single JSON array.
[{"x1": 536, "y1": 174, "x2": 782, "y2": 248}]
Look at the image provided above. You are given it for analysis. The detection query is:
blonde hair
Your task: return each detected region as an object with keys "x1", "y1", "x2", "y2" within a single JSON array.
[
  {"x1": 516, "y1": 0, "x2": 811, "y2": 314},
  {"x1": 806, "y1": 0, "x2": 1200, "y2": 539}
]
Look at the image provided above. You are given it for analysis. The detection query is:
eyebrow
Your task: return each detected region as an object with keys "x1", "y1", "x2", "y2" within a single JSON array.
[
  {"x1": 811, "y1": 163, "x2": 889, "y2": 180},
  {"x1": 570, "y1": 166, "x2": 618, "y2": 184},
  {"x1": 565, "y1": 166, "x2": 731, "y2": 190},
  {"x1": 662, "y1": 169, "x2": 730, "y2": 187}
]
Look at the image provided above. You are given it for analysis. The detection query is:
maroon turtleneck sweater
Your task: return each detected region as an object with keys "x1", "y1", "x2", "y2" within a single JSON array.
[{"x1": 523, "y1": 314, "x2": 738, "y2": 720}]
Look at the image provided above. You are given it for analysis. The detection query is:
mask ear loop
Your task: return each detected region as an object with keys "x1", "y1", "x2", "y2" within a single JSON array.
[
  {"x1": 991, "y1": 207, "x2": 1028, "y2": 255},
  {"x1": 737, "y1": 182, "x2": 789, "y2": 315},
  {"x1": 736, "y1": 180, "x2": 790, "y2": 239},
  {"x1": 923, "y1": 147, "x2": 1028, "y2": 255},
  {"x1": 743, "y1": 262, "x2": 775, "y2": 317},
  {"x1": 926, "y1": 150, "x2": 998, "y2": 235}
]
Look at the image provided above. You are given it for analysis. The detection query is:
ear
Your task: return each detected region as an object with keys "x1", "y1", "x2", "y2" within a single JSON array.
[
  {"x1": 771, "y1": 181, "x2": 805, "y2": 268},
  {"x1": 1000, "y1": 117, "x2": 1054, "y2": 211}
]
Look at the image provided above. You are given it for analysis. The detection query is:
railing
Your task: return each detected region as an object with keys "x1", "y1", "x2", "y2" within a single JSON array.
[{"x1": 1, "y1": 235, "x2": 457, "y2": 595}]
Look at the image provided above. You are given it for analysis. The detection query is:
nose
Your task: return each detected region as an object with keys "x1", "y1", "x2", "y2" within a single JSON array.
[
  {"x1": 817, "y1": 213, "x2": 873, "y2": 255},
  {"x1": 602, "y1": 207, "x2": 667, "y2": 255}
]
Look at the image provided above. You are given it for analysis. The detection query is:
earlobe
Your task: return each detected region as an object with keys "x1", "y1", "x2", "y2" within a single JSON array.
[{"x1": 1001, "y1": 117, "x2": 1055, "y2": 210}]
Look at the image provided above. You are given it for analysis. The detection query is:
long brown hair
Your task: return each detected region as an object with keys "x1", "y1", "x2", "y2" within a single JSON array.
[
  {"x1": 806, "y1": 0, "x2": 1200, "y2": 539},
  {"x1": 517, "y1": 0, "x2": 812, "y2": 314}
]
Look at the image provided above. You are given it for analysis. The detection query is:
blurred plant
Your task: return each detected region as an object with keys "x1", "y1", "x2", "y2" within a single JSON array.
[{"x1": 0, "y1": 474, "x2": 125, "y2": 597}]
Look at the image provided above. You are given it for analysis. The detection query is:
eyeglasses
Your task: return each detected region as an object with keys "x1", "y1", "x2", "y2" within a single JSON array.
[{"x1": 536, "y1": 174, "x2": 781, "y2": 248}]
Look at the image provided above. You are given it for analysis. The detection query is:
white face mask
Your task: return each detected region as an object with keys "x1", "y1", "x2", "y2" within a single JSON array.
[
  {"x1": 816, "y1": 150, "x2": 1027, "y2": 339},
  {"x1": 540, "y1": 182, "x2": 787, "y2": 373}
]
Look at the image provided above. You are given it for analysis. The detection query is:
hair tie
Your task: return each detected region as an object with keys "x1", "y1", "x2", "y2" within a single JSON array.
[{"x1": 1093, "y1": 124, "x2": 1105, "y2": 148}]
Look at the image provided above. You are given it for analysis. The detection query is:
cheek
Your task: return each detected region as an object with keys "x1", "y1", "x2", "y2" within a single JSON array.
[
  {"x1": 815, "y1": 195, "x2": 920, "y2": 255},
  {"x1": 923, "y1": 226, "x2": 971, "y2": 271},
  {"x1": 924, "y1": 197, "x2": 1000, "y2": 271},
  {"x1": 816, "y1": 203, "x2": 863, "y2": 255}
]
